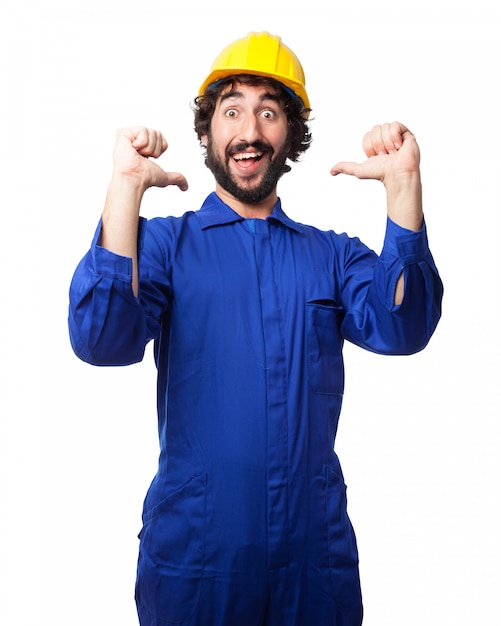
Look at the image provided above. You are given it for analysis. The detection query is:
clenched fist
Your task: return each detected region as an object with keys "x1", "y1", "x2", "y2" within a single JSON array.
[
  {"x1": 112, "y1": 126, "x2": 188, "y2": 192},
  {"x1": 331, "y1": 121, "x2": 423, "y2": 233},
  {"x1": 330, "y1": 121, "x2": 420, "y2": 187}
]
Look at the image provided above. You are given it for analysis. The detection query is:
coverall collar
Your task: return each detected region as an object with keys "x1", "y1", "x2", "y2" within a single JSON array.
[{"x1": 197, "y1": 192, "x2": 305, "y2": 234}]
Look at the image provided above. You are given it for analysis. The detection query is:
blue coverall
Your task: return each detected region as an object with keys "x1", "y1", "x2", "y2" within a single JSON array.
[{"x1": 68, "y1": 192, "x2": 443, "y2": 626}]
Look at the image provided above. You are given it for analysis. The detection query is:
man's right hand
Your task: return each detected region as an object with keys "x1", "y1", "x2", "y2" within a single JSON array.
[
  {"x1": 112, "y1": 126, "x2": 188, "y2": 192},
  {"x1": 101, "y1": 127, "x2": 188, "y2": 296}
]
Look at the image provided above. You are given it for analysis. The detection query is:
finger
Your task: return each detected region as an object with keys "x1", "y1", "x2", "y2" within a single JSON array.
[
  {"x1": 141, "y1": 129, "x2": 167, "y2": 158},
  {"x1": 363, "y1": 122, "x2": 408, "y2": 157},
  {"x1": 153, "y1": 131, "x2": 168, "y2": 158},
  {"x1": 389, "y1": 121, "x2": 405, "y2": 150},
  {"x1": 128, "y1": 126, "x2": 150, "y2": 151},
  {"x1": 362, "y1": 126, "x2": 379, "y2": 158},
  {"x1": 381, "y1": 122, "x2": 398, "y2": 154},
  {"x1": 132, "y1": 128, "x2": 167, "y2": 158}
]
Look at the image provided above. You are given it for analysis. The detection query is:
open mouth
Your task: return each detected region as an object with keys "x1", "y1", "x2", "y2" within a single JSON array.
[{"x1": 232, "y1": 151, "x2": 265, "y2": 164}]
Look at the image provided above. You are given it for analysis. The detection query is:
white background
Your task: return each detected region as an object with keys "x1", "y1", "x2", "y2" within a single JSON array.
[{"x1": 2, "y1": 0, "x2": 500, "y2": 624}]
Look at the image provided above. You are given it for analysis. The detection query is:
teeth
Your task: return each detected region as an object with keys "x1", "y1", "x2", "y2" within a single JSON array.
[{"x1": 234, "y1": 152, "x2": 263, "y2": 161}]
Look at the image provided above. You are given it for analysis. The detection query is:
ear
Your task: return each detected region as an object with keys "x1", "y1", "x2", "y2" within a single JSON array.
[{"x1": 201, "y1": 134, "x2": 208, "y2": 148}]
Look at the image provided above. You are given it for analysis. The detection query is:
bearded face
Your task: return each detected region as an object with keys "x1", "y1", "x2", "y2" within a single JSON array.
[{"x1": 201, "y1": 82, "x2": 291, "y2": 206}]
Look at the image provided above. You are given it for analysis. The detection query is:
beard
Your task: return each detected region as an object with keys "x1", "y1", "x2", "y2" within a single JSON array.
[{"x1": 205, "y1": 138, "x2": 288, "y2": 205}]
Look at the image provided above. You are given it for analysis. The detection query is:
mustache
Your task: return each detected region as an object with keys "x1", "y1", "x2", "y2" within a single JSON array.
[{"x1": 227, "y1": 141, "x2": 274, "y2": 156}]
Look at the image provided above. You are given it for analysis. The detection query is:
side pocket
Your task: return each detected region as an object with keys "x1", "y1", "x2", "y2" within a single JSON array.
[
  {"x1": 135, "y1": 473, "x2": 207, "y2": 624},
  {"x1": 306, "y1": 301, "x2": 344, "y2": 395},
  {"x1": 325, "y1": 467, "x2": 362, "y2": 609}
]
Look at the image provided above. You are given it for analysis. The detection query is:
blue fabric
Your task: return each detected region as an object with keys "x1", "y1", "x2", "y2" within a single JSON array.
[{"x1": 68, "y1": 192, "x2": 443, "y2": 625}]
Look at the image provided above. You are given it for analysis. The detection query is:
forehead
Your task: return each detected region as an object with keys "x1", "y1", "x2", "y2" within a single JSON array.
[{"x1": 217, "y1": 81, "x2": 285, "y2": 106}]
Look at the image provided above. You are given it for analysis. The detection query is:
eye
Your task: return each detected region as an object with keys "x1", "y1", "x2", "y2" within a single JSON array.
[
  {"x1": 224, "y1": 108, "x2": 238, "y2": 118},
  {"x1": 260, "y1": 109, "x2": 276, "y2": 120}
]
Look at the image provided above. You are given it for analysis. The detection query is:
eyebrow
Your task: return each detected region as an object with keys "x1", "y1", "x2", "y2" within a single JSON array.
[{"x1": 219, "y1": 89, "x2": 282, "y2": 105}]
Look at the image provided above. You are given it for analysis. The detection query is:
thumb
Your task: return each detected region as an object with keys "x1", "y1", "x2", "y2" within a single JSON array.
[
  {"x1": 170, "y1": 173, "x2": 189, "y2": 192},
  {"x1": 157, "y1": 170, "x2": 189, "y2": 191},
  {"x1": 330, "y1": 161, "x2": 359, "y2": 177}
]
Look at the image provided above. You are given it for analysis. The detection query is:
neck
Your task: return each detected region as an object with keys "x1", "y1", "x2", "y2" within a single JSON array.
[{"x1": 215, "y1": 184, "x2": 278, "y2": 219}]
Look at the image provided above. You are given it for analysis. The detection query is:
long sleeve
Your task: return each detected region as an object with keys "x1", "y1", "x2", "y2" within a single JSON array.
[
  {"x1": 339, "y1": 217, "x2": 443, "y2": 355},
  {"x1": 68, "y1": 218, "x2": 164, "y2": 366}
]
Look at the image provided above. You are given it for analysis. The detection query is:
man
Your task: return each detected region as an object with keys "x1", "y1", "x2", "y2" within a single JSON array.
[{"x1": 69, "y1": 32, "x2": 443, "y2": 626}]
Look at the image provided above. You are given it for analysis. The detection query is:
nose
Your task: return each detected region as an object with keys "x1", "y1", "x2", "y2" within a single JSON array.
[{"x1": 237, "y1": 113, "x2": 262, "y2": 145}]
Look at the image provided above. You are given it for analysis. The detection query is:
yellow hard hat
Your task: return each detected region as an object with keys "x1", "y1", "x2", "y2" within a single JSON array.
[{"x1": 198, "y1": 32, "x2": 310, "y2": 111}]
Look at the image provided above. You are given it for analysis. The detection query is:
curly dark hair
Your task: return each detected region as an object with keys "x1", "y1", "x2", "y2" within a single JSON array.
[{"x1": 192, "y1": 74, "x2": 312, "y2": 174}]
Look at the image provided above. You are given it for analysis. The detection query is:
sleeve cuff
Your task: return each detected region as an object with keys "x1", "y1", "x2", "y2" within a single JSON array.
[
  {"x1": 383, "y1": 216, "x2": 429, "y2": 263},
  {"x1": 89, "y1": 217, "x2": 146, "y2": 281}
]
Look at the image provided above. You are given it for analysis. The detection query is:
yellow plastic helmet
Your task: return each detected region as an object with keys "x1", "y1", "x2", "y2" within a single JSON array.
[{"x1": 198, "y1": 31, "x2": 310, "y2": 111}]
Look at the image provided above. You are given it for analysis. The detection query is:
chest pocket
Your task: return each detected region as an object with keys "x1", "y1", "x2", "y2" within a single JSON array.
[{"x1": 306, "y1": 299, "x2": 345, "y2": 395}]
